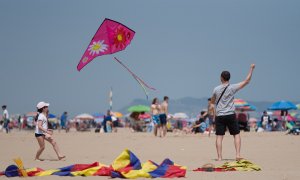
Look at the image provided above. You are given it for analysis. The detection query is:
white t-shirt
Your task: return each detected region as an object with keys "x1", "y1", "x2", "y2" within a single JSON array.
[
  {"x1": 213, "y1": 83, "x2": 240, "y2": 116},
  {"x1": 35, "y1": 113, "x2": 48, "y2": 134},
  {"x1": 3, "y1": 109, "x2": 9, "y2": 119}
]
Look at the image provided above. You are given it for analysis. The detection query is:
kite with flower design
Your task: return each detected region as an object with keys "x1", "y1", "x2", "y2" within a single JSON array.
[
  {"x1": 77, "y1": 18, "x2": 135, "y2": 71},
  {"x1": 77, "y1": 18, "x2": 156, "y2": 99}
]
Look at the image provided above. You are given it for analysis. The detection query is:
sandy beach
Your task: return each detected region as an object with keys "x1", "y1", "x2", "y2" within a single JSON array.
[{"x1": 0, "y1": 128, "x2": 300, "y2": 180}]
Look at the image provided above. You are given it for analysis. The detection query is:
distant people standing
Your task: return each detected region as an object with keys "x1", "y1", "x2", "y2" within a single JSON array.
[
  {"x1": 102, "y1": 110, "x2": 112, "y2": 133},
  {"x1": 151, "y1": 98, "x2": 161, "y2": 137},
  {"x1": 207, "y1": 98, "x2": 215, "y2": 137},
  {"x1": 2, "y1": 105, "x2": 10, "y2": 133},
  {"x1": 211, "y1": 64, "x2": 255, "y2": 161},
  {"x1": 60, "y1": 112, "x2": 68, "y2": 130},
  {"x1": 160, "y1": 96, "x2": 169, "y2": 137},
  {"x1": 34, "y1": 102, "x2": 65, "y2": 161},
  {"x1": 18, "y1": 115, "x2": 22, "y2": 131}
]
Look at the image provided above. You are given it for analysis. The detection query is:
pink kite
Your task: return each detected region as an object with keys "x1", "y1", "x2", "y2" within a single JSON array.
[{"x1": 77, "y1": 18, "x2": 135, "y2": 71}]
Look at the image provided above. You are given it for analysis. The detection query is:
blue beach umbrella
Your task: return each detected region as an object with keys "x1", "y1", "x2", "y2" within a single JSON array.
[
  {"x1": 268, "y1": 100, "x2": 297, "y2": 111},
  {"x1": 48, "y1": 114, "x2": 56, "y2": 118}
]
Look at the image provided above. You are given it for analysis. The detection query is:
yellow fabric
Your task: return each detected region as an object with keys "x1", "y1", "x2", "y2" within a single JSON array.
[
  {"x1": 219, "y1": 159, "x2": 261, "y2": 171},
  {"x1": 36, "y1": 169, "x2": 60, "y2": 176},
  {"x1": 112, "y1": 149, "x2": 131, "y2": 170},
  {"x1": 121, "y1": 170, "x2": 151, "y2": 179},
  {"x1": 120, "y1": 161, "x2": 156, "y2": 179},
  {"x1": 167, "y1": 121, "x2": 171, "y2": 129}
]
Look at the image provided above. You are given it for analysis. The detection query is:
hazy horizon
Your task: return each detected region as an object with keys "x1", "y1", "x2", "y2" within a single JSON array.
[{"x1": 1, "y1": 0, "x2": 299, "y2": 117}]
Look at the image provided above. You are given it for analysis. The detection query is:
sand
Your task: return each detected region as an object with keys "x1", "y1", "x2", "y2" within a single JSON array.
[{"x1": 1, "y1": 128, "x2": 300, "y2": 180}]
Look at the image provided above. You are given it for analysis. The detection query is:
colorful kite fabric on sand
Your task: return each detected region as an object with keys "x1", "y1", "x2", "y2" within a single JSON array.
[
  {"x1": 193, "y1": 159, "x2": 261, "y2": 172},
  {"x1": 0, "y1": 149, "x2": 186, "y2": 178}
]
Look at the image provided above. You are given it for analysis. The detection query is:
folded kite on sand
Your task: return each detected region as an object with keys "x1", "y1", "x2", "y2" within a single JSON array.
[
  {"x1": 193, "y1": 159, "x2": 261, "y2": 172},
  {"x1": 1, "y1": 149, "x2": 186, "y2": 178}
]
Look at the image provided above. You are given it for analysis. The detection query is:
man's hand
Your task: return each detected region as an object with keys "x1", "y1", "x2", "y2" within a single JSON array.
[{"x1": 251, "y1": 64, "x2": 255, "y2": 69}]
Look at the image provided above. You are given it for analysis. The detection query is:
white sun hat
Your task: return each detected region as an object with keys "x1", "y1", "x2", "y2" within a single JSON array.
[{"x1": 36, "y1": 102, "x2": 50, "y2": 109}]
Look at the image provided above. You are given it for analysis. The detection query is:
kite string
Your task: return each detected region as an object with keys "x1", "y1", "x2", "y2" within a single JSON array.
[
  {"x1": 113, "y1": 57, "x2": 156, "y2": 90},
  {"x1": 113, "y1": 57, "x2": 150, "y2": 99}
]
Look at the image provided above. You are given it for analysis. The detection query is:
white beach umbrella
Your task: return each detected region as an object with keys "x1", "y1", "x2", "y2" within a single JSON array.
[
  {"x1": 75, "y1": 113, "x2": 94, "y2": 120},
  {"x1": 173, "y1": 112, "x2": 189, "y2": 119}
]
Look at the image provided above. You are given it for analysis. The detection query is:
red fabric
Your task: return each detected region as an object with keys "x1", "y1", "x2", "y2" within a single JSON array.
[
  {"x1": 93, "y1": 166, "x2": 113, "y2": 176},
  {"x1": 162, "y1": 166, "x2": 186, "y2": 178},
  {"x1": 72, "y1": 162, "x2": 99, "y2": 171},
  {"x1": 193, "y1": 168, "x2": 236, "y2": 172},
  {"x1": 26, "y1": 168, "x2": 44, "y2": 176}
]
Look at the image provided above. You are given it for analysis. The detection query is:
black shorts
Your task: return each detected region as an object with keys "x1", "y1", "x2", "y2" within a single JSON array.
[
  {"x1": 215, "y1": 114, "x2": 240, "y2": 135},
  {"x1": 35, "y1": 133, "x2": 45, "y2": 137},
  {"x1": 159, "y1": 114, "x2": 167, "y2": 125}
]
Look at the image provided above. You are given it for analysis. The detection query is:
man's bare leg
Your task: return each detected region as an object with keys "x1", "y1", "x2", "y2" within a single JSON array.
[
  {"x1": 216, "y1": 135, "x2": 224, "y2": 161},
  {"x1": 234, "y1": 134, "x2": 241, "y2": 160}
]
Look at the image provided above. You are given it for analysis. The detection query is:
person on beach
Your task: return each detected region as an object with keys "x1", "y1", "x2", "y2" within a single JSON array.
[
  {"x1": 34, "y1": 102, "x2": 65, "y2": 161},
  {"x1": 151, "y1": 98, "x2": 161, "y2": 136},
  {"x1": 211, "y1": 64, "x2": 255, "y2": 161},
  {"x1": 2, "y1": 105, "x2": 10, "y2": 133},
  {"x1": 102, "y1": 110, "x2": 112, "y2": 133},
  {"x1": 159, "y1": 96, "x2": 169, "y2": 137},
  {"x1": 207, "y1": 98, "x2": 215, "y2": 136},
  {"x1": 60, "y1": 111, "x2": 68, "y2": 130}
]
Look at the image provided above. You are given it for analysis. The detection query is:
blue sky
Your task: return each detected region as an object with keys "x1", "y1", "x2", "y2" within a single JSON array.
[{"x1": 0, "y1": 0, "x2": 299, "y2": 117}]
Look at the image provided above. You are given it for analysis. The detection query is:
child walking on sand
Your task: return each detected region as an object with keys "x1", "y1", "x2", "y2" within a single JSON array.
[{"x1": 34, "y1": 101, "x2": 65, "y2": 161}]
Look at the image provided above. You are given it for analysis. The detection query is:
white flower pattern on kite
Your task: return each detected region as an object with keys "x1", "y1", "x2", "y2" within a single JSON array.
[{"x1": 88, "y1": 40, "x2": 108, "y2": 56}]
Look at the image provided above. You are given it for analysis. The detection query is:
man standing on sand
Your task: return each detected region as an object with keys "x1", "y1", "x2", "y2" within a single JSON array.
[
  {"x1": 211, "y1": 64, "x2": 255, "y2": 161},
  {"x1": 159, "y1": 96, "x2": 169, "y2": 137}
]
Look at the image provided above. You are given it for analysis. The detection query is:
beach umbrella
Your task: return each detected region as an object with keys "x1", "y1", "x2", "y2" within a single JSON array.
[
  {"x1": 236, "y1": 104, "x2": 257, "y2": 111},
  {"x1": 26, "y1": 112, "x2": 38, "y2": 117},
  {"x1": 173, "y1": 113, "x2": 189, "y2": 119},
  {"x1": 268, "y1": 101, "x2": 297, "y2": 111},
  {"x1": 112, "y1": 112, "x2": 123, "y2": 118},
  {"x1": 48, "y1": 114, "x2": 56, "y2": 118},
  {"x1": 139, "y1": 113, "x2": 151, "y2": 119},
  {"x1": 128, "y1": 105, "x2": 150, "y2": 112},
  {"x1": 234, "y1": 98, "x2": 250, "y2": 107},
  {"x1": 75, "y1": 113, "x2": 94, "y2": 120}
]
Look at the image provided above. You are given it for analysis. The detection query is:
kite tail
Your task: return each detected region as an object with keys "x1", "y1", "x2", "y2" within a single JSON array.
[
  {"x1": 113, "y1": 57, "x2": 155, "y2": 99},
  {"x1": 114, "y1": 57, "x2": 156, "y2": 90}
]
